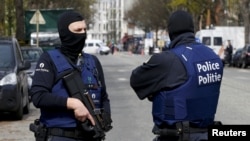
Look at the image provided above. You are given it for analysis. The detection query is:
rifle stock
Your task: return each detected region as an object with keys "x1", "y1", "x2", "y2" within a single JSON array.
[{"x1": 63, "y1": 70, "x2": 111, "y2": 139}]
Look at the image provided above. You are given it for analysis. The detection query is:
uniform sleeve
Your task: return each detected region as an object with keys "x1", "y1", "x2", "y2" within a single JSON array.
[
  {"x1": 92, "y1": 55, "x2": 111, "y2": 114},
  {"x1": 130, "y1": 51, "x2": 187, "y2": 100},
  {"x1": 30, "y1": 52, "x2": 68, "y2": 109}
]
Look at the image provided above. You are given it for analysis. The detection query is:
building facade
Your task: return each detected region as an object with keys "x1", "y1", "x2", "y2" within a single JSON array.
[{"x1": 87, "y1": 0, "x2": 135, "y2": 45}]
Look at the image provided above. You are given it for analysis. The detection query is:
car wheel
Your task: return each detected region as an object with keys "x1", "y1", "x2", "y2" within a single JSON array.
[
  {"x1": 13, "y1": 96, "x2": 23, "y2": 120},
  {"x1": 237, "y1": 62, "x2": 242, "y2": 68},
  {"x1": 23, "y1": 95, "x2": 30, "y2": 114},
  {"x1": 242, "y1": 60, "x2": 247, "y2": 68}
]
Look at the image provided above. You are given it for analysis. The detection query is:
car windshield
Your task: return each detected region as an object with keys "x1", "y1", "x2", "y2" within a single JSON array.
[
  {"x1": 0, "y1": 43, "x2": 15, "y2": 69},
  {"x1": 21, "y1": 48, "x2": 42, "y2": 62}
]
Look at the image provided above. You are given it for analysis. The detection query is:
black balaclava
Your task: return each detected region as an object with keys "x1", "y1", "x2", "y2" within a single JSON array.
[
  {"x1": 167, "y1": 10, "x2": 194, "y2": 41},
  {"x1": 57, "y1": 11, "x2": 86, "y2": 60}
]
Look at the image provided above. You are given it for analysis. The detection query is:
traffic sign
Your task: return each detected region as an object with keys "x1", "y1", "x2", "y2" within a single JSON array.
[{"x1": 29, "y1": 10, "x2": 46, "y2": 24}]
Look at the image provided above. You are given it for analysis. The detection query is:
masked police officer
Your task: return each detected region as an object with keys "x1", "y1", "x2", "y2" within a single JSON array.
[
  {"x1": 130, "y1": 10, "x2": 223, "y2": 141},
  {"x1": 30, "y1": 11, "x2": 112, "y2": 141}
]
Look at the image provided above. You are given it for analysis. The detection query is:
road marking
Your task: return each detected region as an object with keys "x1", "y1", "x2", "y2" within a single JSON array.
[
  {"x1": 117, "y1": 77, "x2": 127, "y2": 81},
  {"x1": 117, "y1": 69, "x2": 127, "y2": 72}
]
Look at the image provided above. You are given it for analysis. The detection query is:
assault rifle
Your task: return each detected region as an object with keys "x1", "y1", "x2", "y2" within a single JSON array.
[{"x1": 63, "y1": 70, "x2": 112, "y2": 139}]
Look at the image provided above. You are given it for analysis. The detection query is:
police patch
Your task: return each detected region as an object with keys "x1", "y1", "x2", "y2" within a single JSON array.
[{"x1": 195, "y1": 59, "x2": 222, "y2": 86}]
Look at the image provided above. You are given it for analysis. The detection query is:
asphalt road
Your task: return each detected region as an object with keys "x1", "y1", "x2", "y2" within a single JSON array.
[
  {"x1": 214, "y1": 66, "x2": 250, "y2": 124},
  {"x1": 0, "y1": 52, "x2": 250, "y2": 141}
]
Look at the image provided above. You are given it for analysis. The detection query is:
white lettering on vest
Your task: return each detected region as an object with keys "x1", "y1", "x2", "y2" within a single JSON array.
[{"x1": 196, "y1": 61, "x2": 222, "y2": 85}]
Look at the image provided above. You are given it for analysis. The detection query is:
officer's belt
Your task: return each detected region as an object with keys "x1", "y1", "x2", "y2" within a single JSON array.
[
  {"x1": 47, "y1": 128, "x2": 89, "y2": 139},
  {"x1": 153, "y1": 121, "x2": 208, "y2": 137}
]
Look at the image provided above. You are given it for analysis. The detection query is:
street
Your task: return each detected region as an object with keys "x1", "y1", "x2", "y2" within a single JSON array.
[{"x1": 0, "y1": 52, "x2": 250, "y2": 141}]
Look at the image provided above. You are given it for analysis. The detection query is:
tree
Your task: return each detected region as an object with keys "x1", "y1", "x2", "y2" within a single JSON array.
[
  {"x1": 125, "y1": 0, "x2": 170, "y2": 40},
  {"x1": 15, "y1": 0, "x2": 25, "y2": 42},
  {"x1": 168, "y1": 0, "x2": 212, "y2": 31},
  {"x1": 23, "y1": 0, "x2": 96, "y2": 24},
  {"x1": 238, "y1": 0, "x2": 250, "y2": 43},
  {"x1": 0, "y1": 0, "x2": 96, "y2": 41},
  {"x1": 6, "y1": 0, "x2": 15, "y2": 36},
  {"x1": 0, "y1": 0, "x2": 5, "y2": 36}
]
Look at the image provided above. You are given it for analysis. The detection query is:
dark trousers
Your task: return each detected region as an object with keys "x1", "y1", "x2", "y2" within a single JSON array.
[
  {"x1": 153, "y1": 132, "x2": 208, "y2": 141},
  {"x1": 47, "y1": 135, "x2": 102, "y2": 141}
]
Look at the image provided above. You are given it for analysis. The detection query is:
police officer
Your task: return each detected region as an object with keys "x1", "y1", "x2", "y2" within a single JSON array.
[
  {"x1": 30, "y1": 11, "x2": 112, "y2": 141},
  {"x1": 130, "y1": 10, "x2": 223, "y2": 141}
]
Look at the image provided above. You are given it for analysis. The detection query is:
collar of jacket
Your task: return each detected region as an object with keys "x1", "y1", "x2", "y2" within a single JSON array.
[{"x1": 168, "y1": 32, "x2": 195, "y2": 49}]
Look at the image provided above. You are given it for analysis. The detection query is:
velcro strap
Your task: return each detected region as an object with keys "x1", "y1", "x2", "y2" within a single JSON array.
[{"x1": 47, "y1": 128, "x2": 83, "y2": 139}]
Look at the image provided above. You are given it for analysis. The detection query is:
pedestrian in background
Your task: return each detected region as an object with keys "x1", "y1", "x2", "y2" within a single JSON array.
[
  {"x1": 30, "y1": 11, "x2": 112, "y2": 141},
  {"x1": 225, "y1": 40, "x2": 233, "y2": 66},
  {"x1": 110, "y1": 40, "x2": 115, "y2": 55},
  {"x1": 130, "y1": 10, "x2": 223, "y2": 141}
]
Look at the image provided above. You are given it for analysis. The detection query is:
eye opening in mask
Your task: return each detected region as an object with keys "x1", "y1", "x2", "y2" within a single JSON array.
[{"x1": 68, "y1": 21, "x2": 87, "y2": 34}]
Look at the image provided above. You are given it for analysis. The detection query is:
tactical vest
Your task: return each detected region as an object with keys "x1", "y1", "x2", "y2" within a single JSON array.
[
  {"x1": 152, "y1": 43, "x2": 223, "y2": 128},
  {"x1": 40, "y1": 49, "x2": 102, "y2": 128}
]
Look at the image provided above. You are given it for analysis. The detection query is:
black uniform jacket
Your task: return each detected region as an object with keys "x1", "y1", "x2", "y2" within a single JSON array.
[
  {"x1": 130, "y1": 33, "x2": 196, "y2": 100},
  {"x1": 30, "y1": 51, "x2": 111, "y2": 114}
]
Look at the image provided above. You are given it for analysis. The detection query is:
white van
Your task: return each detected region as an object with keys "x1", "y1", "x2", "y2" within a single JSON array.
[
  {"x1": 83, "y1": 39, "x2": 110, "y2": 55},
  {"x1": 195, "y1": 29, "x2": 223, "y2": 59},
  {"x1": 195, "y1": 26, "x2": 245, "y2": 64}
]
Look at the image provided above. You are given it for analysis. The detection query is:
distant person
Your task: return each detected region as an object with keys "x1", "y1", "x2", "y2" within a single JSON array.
[
  {"x1": 225, "y1": 40, "x2": 233, "y2": 66},
  {"x1": 30, "y1": 11, "x2": 112, "y2": 141},
  {"x1": 130, "y1": 10, "x2": 224, "y2": 141},
  {"x1": 110, "y1": 41, "x2": 115, "y2": 55}
]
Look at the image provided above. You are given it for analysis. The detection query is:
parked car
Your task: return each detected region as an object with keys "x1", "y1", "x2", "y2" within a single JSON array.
[
  {"x1": 237, "y1": 45, "x2": 250, "y2": 68},
  {"x1": 0, "y1": 37, "x2": 31, "y2": 120},
  {"x1": 231, "y1": 48, "x2": 243, "y2": 67},
  {"x1": 83, "y1": 39, "x2": 110, "y2": 55},
  {"x1": 21, "y1": 46, "x2": 43, "y2": 92}
]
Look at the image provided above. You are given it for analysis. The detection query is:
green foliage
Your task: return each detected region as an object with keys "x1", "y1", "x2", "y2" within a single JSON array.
[
  {"x1": 3, "y1": 0, "x2": 15, "y2": 36},
  {"x1": 23, "y1": 0, "x2": 96, "y2": 22},
  {"x1": 0, "y1": 0, "x2": 96, "y2": 37},
  {"x1": 125, "y1": 0, "x2": 169, "y2": 32},
  {"x1": 169, "y1": 0, "x2": 187, "y2": 7},
  {"x1": 126, "y1": 0, "x2": 246, "y2": 32}
]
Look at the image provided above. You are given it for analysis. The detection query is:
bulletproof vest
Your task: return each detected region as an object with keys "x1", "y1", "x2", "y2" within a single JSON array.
[
  {"x1": 41, "y1": 49, "x2": 102, "y2": 128},
  {"x1": 152, "y1": 43, "x2": 223, "y2": 128}
]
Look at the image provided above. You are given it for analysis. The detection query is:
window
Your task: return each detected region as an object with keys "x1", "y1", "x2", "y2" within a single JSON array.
[
  {"x1": 202, "y1": 37, "x2": 211, "y2": 45},
  {"x1": 88, "y1": 43, "x2": 94, "y2": 47},
  {"x1": 214, "y1": 37, "x2": 222, "y2": 46},
  {"x1": 21, "y1": 49, "x2": 42, "y2": 62},
  {"x1": 0, "y1": 44, "x2": 15, "y2": 68}
]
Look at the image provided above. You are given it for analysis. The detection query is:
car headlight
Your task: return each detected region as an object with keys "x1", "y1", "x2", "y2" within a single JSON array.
[{"x1": 0, "y1": 73, "x2": 17, "y2": 86}]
